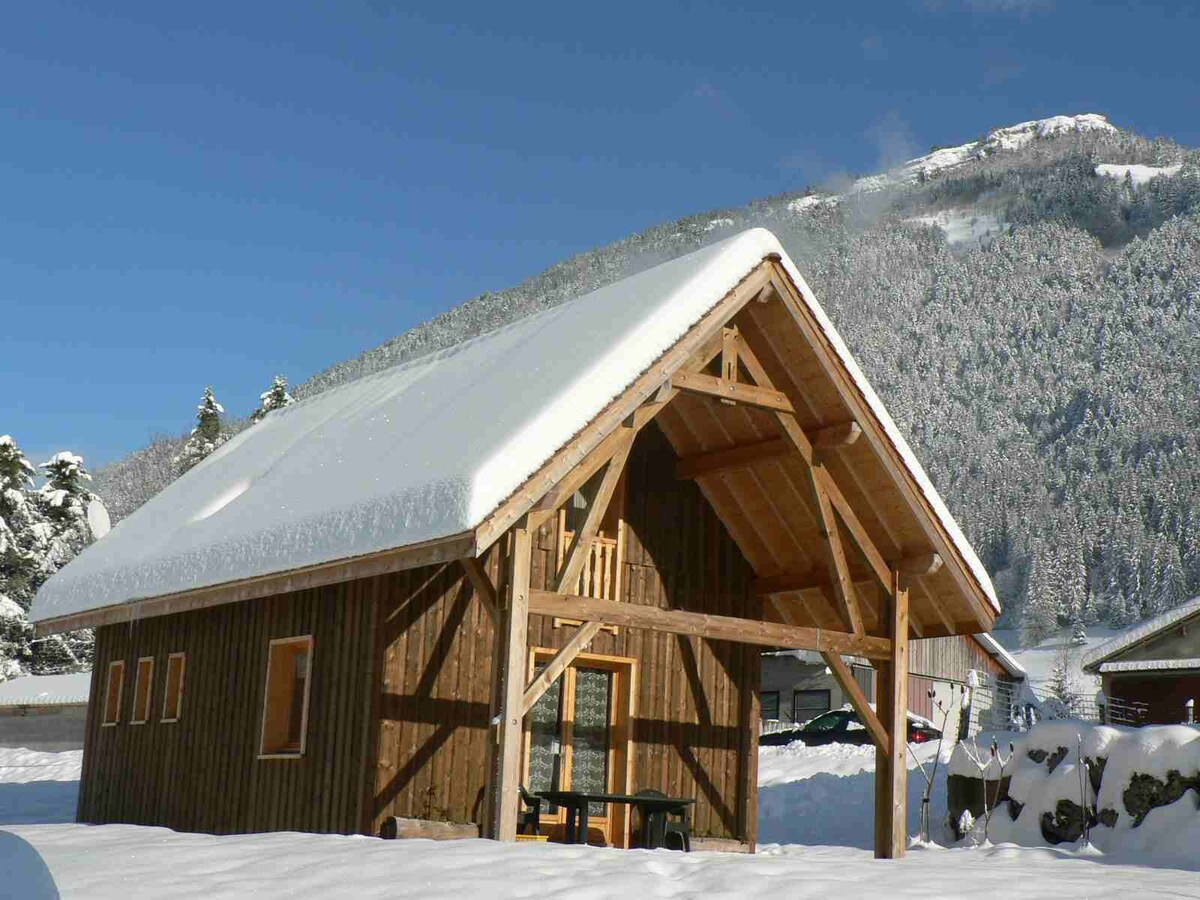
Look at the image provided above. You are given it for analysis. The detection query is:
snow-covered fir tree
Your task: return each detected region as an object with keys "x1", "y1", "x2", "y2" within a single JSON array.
[
  {"x1": 174, "y1": 387, "x2": 227, "y2": 474},
  {"x1": 0, "y1": 438, "x2": 108, "y2": 678},
  {"x1": 251, "y1": 375, "x2": 294, "y2": 423}
]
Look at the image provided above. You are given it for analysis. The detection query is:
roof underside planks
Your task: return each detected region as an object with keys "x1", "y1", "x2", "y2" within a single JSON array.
[{"x1": 32, "y1": 229, "x2": 998, "y2": 640}]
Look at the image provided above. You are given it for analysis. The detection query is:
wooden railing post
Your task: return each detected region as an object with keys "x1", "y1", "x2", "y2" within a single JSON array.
[{"x1": 493, "y1": 524, "x2": 531, "y2": 842}]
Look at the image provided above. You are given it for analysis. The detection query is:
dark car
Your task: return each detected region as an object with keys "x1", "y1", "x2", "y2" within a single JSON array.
[{"x1": 759, "y1": 708, "x2": 941, "y2": 747}]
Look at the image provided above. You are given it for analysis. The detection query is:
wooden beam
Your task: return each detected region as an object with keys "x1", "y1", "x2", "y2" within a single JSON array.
[
  {"x1": 33, "y1": 531, "x2": 476, "y2": 637},
  {"x1": 877, "y1": 572, "x2": 910, "y2": 859},
  {"x1": 821, "y1": 651, "x2": 889, "y2": 755},
  {"x1": 720, "y1": 326, "x2": 740, "y2": 398},
  {"x1": 520, "y1": 621, "x2": 604, "y2": 716},
  {"x1": 675, "y1": 437, "x2": 791, "y2": 480},
  {"x1": 674, "y1": 421, "x2": 863, "y2": 482},
  {"x1": 494, "y1": 526, "x2": 532, "y2": 842},
  {"x1": 527, "y1": 590, "x2": 893, "y2": 659},
  {"x1": 896, "y1": 552, "x2": 943, "y2": 577},
  {"x1": 555, "y1": 438, "x2": 633, "y2": 592},
  {"x1": 806, "y1": 471, "x2": 865, "y2": 635},
  {"x1": 670, "y1": 370, "x2": 795, "y2": 414},
  {"x1": 813, "y1": 421, "x2": 862, "y2": 450},
  {"x1": 753, "y1": 553, "x2": 942, "y2": 596},
  {"x1": 473, "y1": 261, "x2": 774, "y2": 553},
  {"x1": 460, "y1": 557, "x2": 498, "y2": 625}
]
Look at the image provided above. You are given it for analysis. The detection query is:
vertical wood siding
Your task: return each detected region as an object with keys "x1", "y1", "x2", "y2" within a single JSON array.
[
  {"x1": 909, "y1": 635, "x2": 1006, "y2": 683},
  {"x1": 78, "y1": 578, "x2": 378, "y2": 835},
  {"x1": 370, "y1": 424, "x2": 761, "y2": 843}
]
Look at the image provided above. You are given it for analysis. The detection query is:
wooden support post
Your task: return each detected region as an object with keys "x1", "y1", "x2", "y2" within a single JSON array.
[
  {"x1": 875, "y1": 572, "x2": 910, "y2": 859},
  {"x1": 493, "y1": 525, "x2": 531, "y2": 842}
]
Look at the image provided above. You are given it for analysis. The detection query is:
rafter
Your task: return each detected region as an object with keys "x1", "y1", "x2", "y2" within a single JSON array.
[{"x1": 733, "y1": 319, "x2": 894, "y2": 595}]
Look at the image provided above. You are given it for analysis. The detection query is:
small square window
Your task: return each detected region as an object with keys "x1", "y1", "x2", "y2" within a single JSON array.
[
  {"x1": 131, "y1": 657, "x2": 154, "y2": 724},
  {"x1": 793, "y1": 689, "x2": 831, "y2": 725},
  {"x1": 162, "y1": 653, "x2": 186, "y2": 723},
  {"x1": 102, "y1": 660, "x2": 125, "y2": 726},
  {"x1": 259, "y1": 636, "x2": 313, "y2": 757}
]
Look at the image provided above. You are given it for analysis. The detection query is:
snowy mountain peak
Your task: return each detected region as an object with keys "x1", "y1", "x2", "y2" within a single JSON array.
[{"x1": 788, "y1": 113, "x2": 1118, "y2": 212}]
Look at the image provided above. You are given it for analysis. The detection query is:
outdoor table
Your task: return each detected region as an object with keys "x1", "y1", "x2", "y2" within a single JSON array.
[{"x1": 534, "y1": 790, "x2": 694, "y2": 848}]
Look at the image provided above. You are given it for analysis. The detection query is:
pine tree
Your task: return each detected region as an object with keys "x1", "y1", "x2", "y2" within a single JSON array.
[
  {"x1": 174, "y1": 387, "x2": 227, "y2": 474},
  {"x1": 251, "y1": 375, "x2": 294, "y2": 423},
  {"x1": 0, "y1": 436, "x2": 42, "y2": 678}
]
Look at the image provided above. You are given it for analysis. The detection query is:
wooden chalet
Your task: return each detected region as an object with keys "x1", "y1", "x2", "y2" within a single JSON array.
[
  {"x1": 1083, "y1": 596, "x2": 1200, "y2": 725},
  {"x1": 31, "y1": 229, "x2": 1000, "y2": 858}
]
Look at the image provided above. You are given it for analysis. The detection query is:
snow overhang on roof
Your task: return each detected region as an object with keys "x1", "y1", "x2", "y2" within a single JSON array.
[
  {"x1": 31, "y1": 228, "x2": 1000, "y2": 630},
  {"x1": 1082, "y1": 596, "x2": 1200, "y2": 674},
  {"x1": 974, "y1": 633, "x2": 1026, "y2": 679}
]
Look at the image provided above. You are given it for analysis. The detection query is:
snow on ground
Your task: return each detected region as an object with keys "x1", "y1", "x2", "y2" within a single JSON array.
[
  {"x1": 7, "y1": 824, "x2": 1200, "y2": 900},
  {"x1": 758, "y1": 741, "x2": 948, "y2": 847},
  {"x1": 0, "y1": 746, "x2": 82, "y2": 825},
  {"x1": 3, "y1": 743, "x2": 1199, "y2": 897},
  {"x1": 1095, "y1": 162, "x2": 1183, "y2": 187},
  {"x1": 905, "y1": 209, "x2": 1005, "y2": 247}
]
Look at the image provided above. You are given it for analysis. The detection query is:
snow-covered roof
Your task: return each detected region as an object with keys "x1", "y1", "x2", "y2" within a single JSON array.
[
  {"x1": 1083, "y1": 596, "x2": 1200, "y2": 673},
  {"x1": 973, "y1": 632, "x2": 1026, "y2": 678},
  {"x1": 31, "y1": 228, "x2": 998, "y2": 626},
  {"x1": 1097, "y1": 658, "x2": 1200, "y2": 674},
  {"x1": 0, "y1": 672, "x2": 91, "y2": 707}
]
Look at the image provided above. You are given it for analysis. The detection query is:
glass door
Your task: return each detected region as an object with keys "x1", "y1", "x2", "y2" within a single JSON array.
[{"x1": 525, "y1": 653, "x2": 632, "y2": 846}]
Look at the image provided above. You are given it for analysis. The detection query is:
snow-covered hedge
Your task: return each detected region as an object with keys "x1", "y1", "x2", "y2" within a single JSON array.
[{"x1": 947, "y1": 721, "x2": 1200, "y2": 864}]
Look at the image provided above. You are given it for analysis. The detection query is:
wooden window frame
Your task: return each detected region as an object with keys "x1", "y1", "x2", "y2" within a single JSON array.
[
  {"x1": 102, "y1": 660, "x2": 125, "y2": 727},
  {"x1": 161, "y1": 652, "x2": 186, "y2": 724},
  {"x1": 523, "y1": 647, "x2": 637, "y2": 848},
  {"x1": 258, "y1": 635, "x2": 314, "y2": 760},
  {"x1": 130, "y1": 656, "x2": 155, "y2": 725}
]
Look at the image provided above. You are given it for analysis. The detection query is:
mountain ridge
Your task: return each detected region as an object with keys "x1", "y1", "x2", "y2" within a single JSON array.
[{"x1": 91, "y1": 112, "x2": 1200, "y2": 646}]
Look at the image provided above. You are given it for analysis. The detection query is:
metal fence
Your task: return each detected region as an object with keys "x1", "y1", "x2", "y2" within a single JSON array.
[{"x1": 964, "y1": 675, "x2": 1150, "y2": 736}]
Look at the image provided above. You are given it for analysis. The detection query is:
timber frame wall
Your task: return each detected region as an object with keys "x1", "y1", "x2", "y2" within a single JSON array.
[
  {"x1": 77, "y1": 425, "x2": 760, "y2": 845},
  {"x1": 369, "y1": 425, "x2": 760, "y2": 844}
]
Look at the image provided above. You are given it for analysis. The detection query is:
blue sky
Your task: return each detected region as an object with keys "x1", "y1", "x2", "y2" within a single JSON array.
[{"x1": 3, "y1": 0, "x2": 1197, "y2": 469}]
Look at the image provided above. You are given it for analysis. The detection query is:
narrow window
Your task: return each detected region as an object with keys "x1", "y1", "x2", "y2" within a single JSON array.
[
  {"x1": 131, "y1": 657, "x2": 154, "y2": 724},
  {"x1": 102, "y1": 660, "x2": 125, "y2": 726},
  {"x1": 259, "y1": 636, "x2": 313, "y2": 757},
  {"x1": 759, "y1": 690, "x2": 780, "y2": 721},
  {"x1": 161, "y1": 653, "x2": 186, "y2": 723}
]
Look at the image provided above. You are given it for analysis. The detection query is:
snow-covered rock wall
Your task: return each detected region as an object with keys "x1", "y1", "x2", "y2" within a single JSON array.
[{"x1": 947, "y1": 721, "x2": 1200, "y2": 865}]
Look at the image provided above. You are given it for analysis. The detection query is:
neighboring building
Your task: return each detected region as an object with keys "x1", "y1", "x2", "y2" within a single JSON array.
[
  {"x1": 0, "y1": 672, "x2": 91, "y2": 751},
  {"x1": 1082, "y1": 596, "x2": 1200, "y2": 725},
  {"x1": 761, "y1": 632, "x2": 1025, "y2": 737},
  {"x1": 28, "y1": 229, "x2": 1001, "y2": 859}
]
